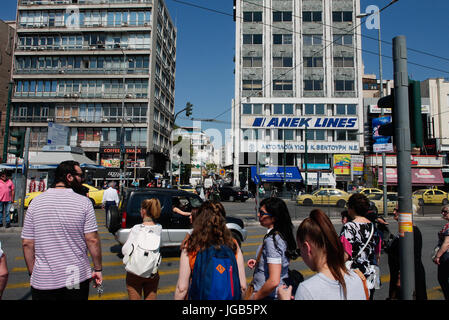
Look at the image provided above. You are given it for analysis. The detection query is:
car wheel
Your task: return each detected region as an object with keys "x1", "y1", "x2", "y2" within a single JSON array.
[
  {"x1": 231, "y1": 231, "x2": 242, "y2": 247},
  {"x1": 229, "y1": 196, "x2": 235, "y2": 202},
  {"x1": 106, "y1": 205, "x2": 121, "y2": 233},
  {"x1": 418, "y1": 198, "x2": 424, "y2": 206},
  {"x1": 443, "y1": 199, "x2": 449, "y2": 205},
  {"x1": 303, "y1": 199, "x2": 313, "y2": 206},
  {"x1": 337, "y1": 200, "x2": 346, "y2": 208}
]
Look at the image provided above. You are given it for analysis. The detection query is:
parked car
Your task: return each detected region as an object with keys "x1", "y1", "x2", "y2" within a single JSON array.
[
  {"x1": 177, "y1": 184, "x2": 197, "y2": 194},
  {"x1": 23, "y1": 183, "x2": 104, "y2": 208},
  {"x1": 359, "y1": 188, "x2": 383, "y2": 196},
  {"x1": 296, "y1": 188, "x2": 350, "y2": 208},
  {"x1": 369, "y1": 192, "x2": 421, "y2": 215},
  {"x1": 218, "y1": 186, "x2": 249, "y2": 202},
  {"x1": 412, "y1": 188, "x2": 449, "y2": 206},
  {"x1": 107, "y1": 188, "x2": 248, "y2": 247}
]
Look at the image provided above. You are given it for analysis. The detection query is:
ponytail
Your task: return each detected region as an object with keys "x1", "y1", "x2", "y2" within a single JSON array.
[{"x1": 297, "y1": 209, "x2": 348, "y2": 298}]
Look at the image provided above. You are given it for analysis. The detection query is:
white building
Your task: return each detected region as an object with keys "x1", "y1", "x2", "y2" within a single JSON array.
[{"x1": 233, "y1": 0, "x2": 364, "y2": 188}]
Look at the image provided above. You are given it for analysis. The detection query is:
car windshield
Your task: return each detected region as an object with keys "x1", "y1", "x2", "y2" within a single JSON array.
[
  {"x1": 370, "y1": 194, "x2": 383, "y2": 200},
  {"x1": 387, "y1": 194, "x2": 398, "y2": 201}
]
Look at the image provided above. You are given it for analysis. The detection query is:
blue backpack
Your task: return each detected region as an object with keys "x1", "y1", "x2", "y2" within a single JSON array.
[{"x1": 188, "y1": 245, "x2": 241, "y2": 300}]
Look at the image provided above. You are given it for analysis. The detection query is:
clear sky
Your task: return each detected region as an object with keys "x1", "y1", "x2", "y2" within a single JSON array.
[{"x1": 2, "y1": 0, "x2": 449, "y2": 148}]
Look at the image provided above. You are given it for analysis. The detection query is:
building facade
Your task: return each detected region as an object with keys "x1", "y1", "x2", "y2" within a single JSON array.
[
  {"x1": 0, "y1": 20, "x2": 16, "y2": 162},
  {"x1": 11, "y1": 0, "x2": 176, "y2": 176},
  {"x1": 233, "y1": 0, "x2": 364, "y2": 190}
]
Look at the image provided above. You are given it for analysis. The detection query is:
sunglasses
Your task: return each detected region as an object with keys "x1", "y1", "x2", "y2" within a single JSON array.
[
  {"x1": 259, "y1": 209, "x2": 273, "y2": 217},
  {"x1": 442, "y1": 210, "x2": 449, "y2": 214}
]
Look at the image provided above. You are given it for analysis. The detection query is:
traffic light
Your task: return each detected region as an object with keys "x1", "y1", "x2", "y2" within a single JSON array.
[
  {"x1": 120, "y1": 159, "x2": 125, "y2": 170},
  {"x1": 9, "y1": 131, "x2": 25, "y2": 158},
  {"x1": 408, "y1": 79, "x2": 423, "y2": 148},
  {"x1": 376, "y1": 92, "x2": 395, "y2": 137},
  {"x1": 185, "y1": 102, "x2": 193, "y2": 117}
]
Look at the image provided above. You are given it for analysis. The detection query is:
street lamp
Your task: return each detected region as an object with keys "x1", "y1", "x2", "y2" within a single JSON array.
[{"x1": 356, "y1": 0, "x2": 399, "y2": 216}]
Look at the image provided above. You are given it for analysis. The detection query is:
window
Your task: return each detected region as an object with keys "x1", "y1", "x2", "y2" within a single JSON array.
[
  {"x1": 333, "y1": 11, "x2": 353, "y2": 22},
  {"x1": 272, "y1": 104, "x2": 294, "y2": 115},
  {"x1": 243, "y1": 57, "x2": 262, "y2": 68},
  {"x1": 243, "y1": 11, "x2": 262, "y2": 22},
  {"x1": 306, "y1": 129, "x2": 325, "y2": 141},
  {"x1": 243, "y1": 34, "x2": 263, "y2": 44},
  {"x1": 273, "y1": 80, "x2": 293, "y2": 91},
  {"x1": 304, "y1": 57, "x2": 323, "y2": 67},
  {"x1": 242, "y1": 103, "x2": 263, "y2": 115},
  {"x1": 304, "y1": 104, "x2": 325, "y2": 115},
  {"x1": 242, "y1": 80, "x2": 262, "y2": 91},
  {"x1": 333, "y1": 34, "x2": 353, "y2": 45},
  {"x1": 278, "y1": 129, "x2": 294, "y2": 140},
  {"x1": 273, "y1": 11, "x2": 292, "y2": 22},
  {"x1": 336, "y1": 130, "x2": 358, "y2": 141},
  {"x1": 242, "y1": 129, "x2": 260, "y2": 140},
  {"x1": 273, "y1": 34, "x2": 293, "y2": 45},
  {"x1": 302, "y1": 11, "x2": 322, "y2": 22},
  {"x1": 303, "y1": 34, "x2": 322, "y2": 45},
  {"x1": 273, "y1": 56, "x2": 293, "y2": 68},
  {"x1": 335, "y1": 80, "x2": 355, "y2": 91},
  {"x1": 336, "y1": 104, "x2": 357, "y2": 115},
  {"x1": 334, "y1": 56, "x2": 354, "y2": 67},
  {"x1": 304, "y1": 80, "x2": 323, "y2": 91}
]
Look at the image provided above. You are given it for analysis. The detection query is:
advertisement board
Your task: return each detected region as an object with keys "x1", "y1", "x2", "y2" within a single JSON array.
[
  {"x1": 333, "y1": 154, "x2": 351, "y2": 175},
  {"x1": 372, "y1": 116, "x2": 393, "y2": 152}
]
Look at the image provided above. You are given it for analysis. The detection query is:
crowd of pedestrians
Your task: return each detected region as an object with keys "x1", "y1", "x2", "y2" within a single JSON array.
[{"x1": 0, "y1": 160, "x2": 449, "y2": 301}]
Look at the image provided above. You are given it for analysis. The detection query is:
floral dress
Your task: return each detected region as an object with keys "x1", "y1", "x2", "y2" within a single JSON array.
[{"x1": 340, "y1": 222, "x2": 381, "y2": 280}]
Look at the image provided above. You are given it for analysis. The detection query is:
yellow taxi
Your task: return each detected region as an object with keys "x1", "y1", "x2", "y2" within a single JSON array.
[
  {"x1": 178, "y1": 185, "x2": 197, "y2": 194},
  {"x1": 368, "y1": 192, "x2": 398, "y2": 215},
  {"x1": 359, "y1": 188, "x2": 383, "y2": 196},
  {"x1": 24, "y1": 184, "x2": 105, "y2": 208},
  {"x1": 412, "y1": 188, "x2": 449, "y2": 206},
  {"x1": 297, "y1": 188, "x2": 350, "y2": 208}
]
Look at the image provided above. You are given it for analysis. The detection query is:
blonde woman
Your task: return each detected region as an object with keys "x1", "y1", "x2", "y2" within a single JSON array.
[{"x1": 122, "y1": 198, "x2": 162, "y2": 300}]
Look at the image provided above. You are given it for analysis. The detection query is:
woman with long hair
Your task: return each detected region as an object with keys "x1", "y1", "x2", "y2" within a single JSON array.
[
  {"x1": 174, "y1": 201, "x2": 246, "y2": 300},
  {"x1": 246, "y1": 197, "x2": 298, "y2": 300},
  {"x1": 278, "y1": 209, "x2": 367, "y2": 300}
]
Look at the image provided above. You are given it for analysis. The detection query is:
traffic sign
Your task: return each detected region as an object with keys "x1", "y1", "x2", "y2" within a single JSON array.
[
  {"x1": 219, "y1": 169, "x2": 226, "y2": 176},
  {"x1": 252, "y1": 174, "x2": 260, "y2": 185}
]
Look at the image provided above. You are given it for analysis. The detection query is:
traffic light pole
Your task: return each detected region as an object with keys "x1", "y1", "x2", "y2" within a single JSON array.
[{"x1": 393, "y1": 36, "x2": 415, "y2": 300}]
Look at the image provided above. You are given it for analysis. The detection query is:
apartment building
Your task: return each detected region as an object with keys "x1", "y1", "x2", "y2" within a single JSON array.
[
  {"x1": 11, "y1": 0, "x2": 176, "y2": 175},
  {"x1": 233, "y1": 0, "x2": 364, "y2": 189}
]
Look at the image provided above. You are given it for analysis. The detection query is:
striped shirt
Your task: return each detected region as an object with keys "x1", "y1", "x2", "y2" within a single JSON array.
[{"x1": 21, "y1": 188, "x2": 98, "y2": 290}]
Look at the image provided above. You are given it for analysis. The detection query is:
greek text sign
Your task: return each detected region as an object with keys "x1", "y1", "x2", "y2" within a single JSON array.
[
  {"x1": 243, "y1": 140, "x2": 360, "y2": 154},
  {"x1": 242, "y1": 116, "x2": 358, "y2": 129}
]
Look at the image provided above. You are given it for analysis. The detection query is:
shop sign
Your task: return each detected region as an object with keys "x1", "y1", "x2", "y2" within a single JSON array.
[{"x1": 242, "y1": 116, "x2": 358, "y2": 129}]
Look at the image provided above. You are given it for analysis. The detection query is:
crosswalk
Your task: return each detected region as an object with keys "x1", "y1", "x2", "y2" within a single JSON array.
[{"x1": 3, "y1": 211, "x2": 445, "y2": 300}]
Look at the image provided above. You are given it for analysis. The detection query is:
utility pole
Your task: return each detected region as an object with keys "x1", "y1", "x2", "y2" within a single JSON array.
[
  {"x1": 2, "y1": 83, "x2": 13, "y2": 162},
  {"x1": 18, "y1": 127, "x2": 30, "y2": 227},
  {"x1": 393, "y1": 36, "x2": 414, "y2": 300}
]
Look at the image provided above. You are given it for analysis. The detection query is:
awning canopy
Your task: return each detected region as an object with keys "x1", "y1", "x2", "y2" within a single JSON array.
[
  {"x1": 377, "y1": 168, "x2": 444, "y2": 186},
  {"x1": 29, "y1": 151, "x2": 97, "y2": 165},
  {"x1": 251, "y1": 166, "x2": 302, "y2": 182}
]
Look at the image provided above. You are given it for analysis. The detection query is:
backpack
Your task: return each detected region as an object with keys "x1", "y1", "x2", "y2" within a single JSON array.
[
  {"x1": 188, "y1": 245, "x2": 241, "y2": 300},
  {"x1": 122, "y1": 225, "x2": 162, "y2": 278}
]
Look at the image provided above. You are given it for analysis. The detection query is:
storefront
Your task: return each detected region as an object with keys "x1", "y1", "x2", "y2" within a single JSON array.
[
  {"x1": 377, "y1": 167, "x2": 445, "y2": 187},
  {"x1": 99, "y1": 147, "x2": 147, "y2": 168}
]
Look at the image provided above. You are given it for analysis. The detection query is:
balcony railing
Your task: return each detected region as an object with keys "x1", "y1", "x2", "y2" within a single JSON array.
[
  {"x1": 12, "y1": 115, "x2": 147, "y2": 123},
  {"x1": 20, "y1": 0, "x2": 153, "y2": 5}
]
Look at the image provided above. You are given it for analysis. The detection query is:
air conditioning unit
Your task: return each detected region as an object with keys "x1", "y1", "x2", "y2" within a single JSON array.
[
  {"x1": 47, "y1": 117, "x2": 55, "y2": 122},
  {"x1": 31, "y1": 47, "x2": 38, "y2": 51},
  {"x1": 59, "y1": 70, "x2": 65, "y2": 74},
  {"x1": 101, "y1": 118, "x2": 109, "y2": 122},
  {"x1": 126, "y1": 93, "x2": 133, "y2": 98},
  {"x1": 38, "y1": 47, "x2": 45, "y2": 51},
  {"x1": 64, "y1": 94, "x2": 70, "y2": 98},
  {"x1": 70, "y1": 117, "x2": 77, "y2": 122},
  {"x1": 122, "y1": 22, "x2": 128, "y2": 27},
  {"x1": 72, "y1": 94, "x2": 79, "y2": 98}
]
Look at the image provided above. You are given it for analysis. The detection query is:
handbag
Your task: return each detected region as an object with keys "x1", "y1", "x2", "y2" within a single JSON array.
[
  {"x1": 431, "y1": 245, "x2": 440, "y2": 261},
  {"x1": 244, "y1": 241, "x2": 264, "y2": 300},
  {"x1": 352, "y1": 269, "x2": 370, "y2": 300}
]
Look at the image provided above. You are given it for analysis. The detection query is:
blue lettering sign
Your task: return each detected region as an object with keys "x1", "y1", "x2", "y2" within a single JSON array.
[
  {"x1": 252, "y1": 118, "x2": 264, "y2": 127},
  {"x1": 337, "y1": 118, "x2": 348, "y2": 128},
  {"x1": 346, "y1": 118, "x2": 357, "y2": 128},
  {"x1": 290, "y1": 118, "x2": 299, "y2": 127},
  {"x1": 279, "y1": 118, "x2": 292, "y2": 127},
  {"x1": 267, "y1": 118, "x2": 279, "y2": 127}
]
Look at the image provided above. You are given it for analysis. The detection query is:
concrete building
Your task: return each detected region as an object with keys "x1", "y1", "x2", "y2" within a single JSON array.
[
  {"x1": 11, "y1": 0, "x2": 176, "y2": 179},
  {"x1": 233, "y1": 0, "x2": 364, "y2": 190},
  {"x1": 0, "y1": 20, "x2": 16, "y2": 162}
]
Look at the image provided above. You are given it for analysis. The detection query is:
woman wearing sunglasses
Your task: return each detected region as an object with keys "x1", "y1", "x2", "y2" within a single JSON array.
[
  {"x1": 433, "y1": 205, "x2": 449, "y2": 300},
  {"x1": 246, "y1": 197, "x2": 298, "y2": 300}
]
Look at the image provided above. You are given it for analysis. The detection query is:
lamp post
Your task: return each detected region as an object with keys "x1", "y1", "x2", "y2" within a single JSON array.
[{"x1": 357, "y1": 0, "x2": 398, "y2": 216}]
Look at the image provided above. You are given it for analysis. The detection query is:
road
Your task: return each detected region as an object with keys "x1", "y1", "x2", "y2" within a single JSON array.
[{"x1": 0, "y1": 200, "x2": 446, "y2": 300}]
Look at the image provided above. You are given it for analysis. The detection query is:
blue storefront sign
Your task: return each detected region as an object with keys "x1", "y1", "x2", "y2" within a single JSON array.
[
  {"x1": 251, "y1": 166, "x2": 303, "y2": 182},
  {"x1": 301, "y1": 163, "x2": 330, "y2": 170}
]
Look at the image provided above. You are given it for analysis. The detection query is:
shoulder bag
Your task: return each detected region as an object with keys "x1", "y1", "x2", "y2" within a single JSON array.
[{"x1": 244, "y1": 241, "x2": 264, "y2": 300}]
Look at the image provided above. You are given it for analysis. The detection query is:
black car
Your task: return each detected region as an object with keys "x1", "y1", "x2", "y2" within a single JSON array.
[
  {"x1": 106, "y1": 188, "x2": 247, "y2": 247},
  {"x1": 218, "y1": 186, "x2": 249, "y2": 202}
]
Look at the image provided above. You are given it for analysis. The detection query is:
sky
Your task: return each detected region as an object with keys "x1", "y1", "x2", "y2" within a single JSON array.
[{"x1": 1, "y1": 0, "x2": 449, "y2": 149}]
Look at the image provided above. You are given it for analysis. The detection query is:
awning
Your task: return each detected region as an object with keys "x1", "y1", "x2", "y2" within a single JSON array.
[
  {"x1": 377, "y1": 168, "x2": 444, "y2": 186},
  {"x1": 251, "y1": 166, "x2": 302, "y2": 182},
  {"x1": 29, "y1": 151, "x2": 96, "y2": 165}
]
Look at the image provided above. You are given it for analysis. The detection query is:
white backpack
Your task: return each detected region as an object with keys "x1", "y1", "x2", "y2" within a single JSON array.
[{"x1": 122, "y1": 224, "x2": 162, "y2": 278}]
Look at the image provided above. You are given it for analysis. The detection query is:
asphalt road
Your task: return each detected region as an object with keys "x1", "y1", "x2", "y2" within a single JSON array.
[{"x1": 0, "y1": 200, "x2": 447, "y2": 300}]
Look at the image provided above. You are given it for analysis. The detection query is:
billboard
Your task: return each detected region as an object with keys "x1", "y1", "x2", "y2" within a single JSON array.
[
  {"x1": 372, "y1": 116, "x2": 393, "y2": 152},
  {"x1": 333, "y1": 154, "x2": 351, "y2": 175}
]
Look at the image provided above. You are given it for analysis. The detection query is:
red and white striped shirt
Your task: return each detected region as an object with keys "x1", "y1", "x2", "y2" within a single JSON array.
[{"x1": 21, "y1": 188, "x2": 98, "y2": 290}]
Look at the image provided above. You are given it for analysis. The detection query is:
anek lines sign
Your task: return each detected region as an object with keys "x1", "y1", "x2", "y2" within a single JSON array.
[{"x1": 243, "y1": 116, "x2": 358, "y2": 129}]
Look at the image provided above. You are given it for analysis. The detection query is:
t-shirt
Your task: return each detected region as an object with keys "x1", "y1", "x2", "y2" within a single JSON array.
[
  {"x1": 0, "y1": 179, "x2": 14, "y2": 202},
  {"x1": 295, "y1": 270, "x2": 366, "y2": 300},
  {"x1": 438, "y1": 222, "x2": 449, "y2": 259},
  {"x1": 252, "y1": 231, "x2": 290, "y2": 299},
  {"x1": 21, "y1": 188, "x2": 98, "y2": 290},
  {"x1": 0, "y1": 241, "x2": 3, "y2": 258}
]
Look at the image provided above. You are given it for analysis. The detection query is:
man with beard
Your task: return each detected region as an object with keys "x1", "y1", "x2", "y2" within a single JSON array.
[{"x1": 21, "y1": 161, "x2": 103, "y2": 300}]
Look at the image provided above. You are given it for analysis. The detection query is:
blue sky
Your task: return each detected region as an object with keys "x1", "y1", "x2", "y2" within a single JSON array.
[{"x1": 2, "y1": 0, "x2": 449, "y2": 147}]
